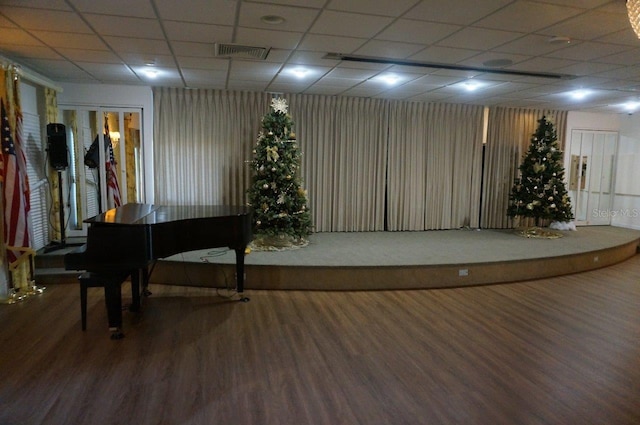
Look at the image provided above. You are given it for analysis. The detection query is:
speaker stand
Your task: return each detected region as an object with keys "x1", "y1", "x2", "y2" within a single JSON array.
[{"x1": 44, "y1": 170, "x2": 82, "y2": 253}]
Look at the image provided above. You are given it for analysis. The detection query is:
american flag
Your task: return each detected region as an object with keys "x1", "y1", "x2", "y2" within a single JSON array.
[
  {"x1": 106, "y1": 139, "x2": 122, "y2": 208},
  {"x1": 1, "y1": 100, "x2": 32, "y2": 267}
]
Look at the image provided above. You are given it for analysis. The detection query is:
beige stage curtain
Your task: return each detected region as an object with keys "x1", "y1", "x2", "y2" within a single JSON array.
[
  {"x1": 481, "y1": 107, "x2": 567, "y2": 229},
  {"x1": 387, "y1": 102, "x2": 484, "y2": 230},
  {"x1": 288, "y1": 95, "x2": 388, "y2": 232},
  {"x1": 153, "y1": 88, "x2": 271, "y2": 206}
]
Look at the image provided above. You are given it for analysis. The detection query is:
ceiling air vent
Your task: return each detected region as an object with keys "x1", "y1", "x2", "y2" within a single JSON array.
[{"x1": 214, "y1": 43, "x2": 271, "y2": 60}]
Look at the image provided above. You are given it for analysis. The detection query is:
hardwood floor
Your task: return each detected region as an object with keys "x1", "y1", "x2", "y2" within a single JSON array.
[{"x1": 2, "y1": 255, "x2": 640, "y2": 425}]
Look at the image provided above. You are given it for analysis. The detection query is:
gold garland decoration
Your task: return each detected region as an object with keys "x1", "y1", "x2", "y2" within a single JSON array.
[{"x1": 515, "y1": 226, "x2": 564, "y2": 239}]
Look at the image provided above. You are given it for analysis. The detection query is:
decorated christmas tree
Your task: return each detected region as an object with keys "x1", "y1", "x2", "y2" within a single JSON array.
[
  {"x1": 507, "y1": 116, "x2": 574, "y2": 228},
  {"x1": 247, "y1": 97, "x2": 312, "y2": 249}
]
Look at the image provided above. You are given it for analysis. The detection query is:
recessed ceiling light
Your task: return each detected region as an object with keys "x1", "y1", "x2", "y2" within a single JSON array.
[
  {"x1": 569, "y1": 89, "x2": 590, "y2": 100},
  {"x1": 622, "y1": 101, "x2": 640, "y2": 112},
  {"x1": 261, "y1": 15, "x2": 286, "y2": 25},
  {"x1": 377, "y1": 74, "x2": 400, "y2": 85},
  {"x1": 289, "y1": 68, "x2": 309, "y2": 78},
  {"x1": 142, "y1": 68, "x2": 158, "y2": 78},
  {"x1": 459, "y1": 80, "x2": 484, "y2": 91}
]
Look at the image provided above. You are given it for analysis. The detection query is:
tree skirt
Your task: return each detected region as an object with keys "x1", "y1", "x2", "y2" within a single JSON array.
[
  {"x1": 515, "y1": 226, "x2": 564, "y2": 239},
  {"x1": 250, "y1": 234, "x2": 309, "y2": 251}
]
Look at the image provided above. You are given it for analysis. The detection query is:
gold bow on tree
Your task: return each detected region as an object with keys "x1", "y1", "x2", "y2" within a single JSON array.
[{"x1": 266, "y1": 146, "x2": 279, "y2": 162}]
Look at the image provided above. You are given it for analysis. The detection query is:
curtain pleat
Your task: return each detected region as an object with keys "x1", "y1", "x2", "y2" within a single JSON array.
[
  {"x1": 289, "y1": 95, "x2": 388, "y2": 232},
  {"x1": 153, "y1": 88, "x2": 271, "y2": 205},
  {"x1": 387, "y1": 102, "x2": 484, "y2": 230},
  {"x1": 481, "y1": 107, "x2": 567, "y2": 228}
]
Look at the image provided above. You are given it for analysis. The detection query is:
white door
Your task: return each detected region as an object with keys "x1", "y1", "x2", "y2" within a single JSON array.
[{"x1": 568, "y1": 130, "x2": 617, "y2": 225}]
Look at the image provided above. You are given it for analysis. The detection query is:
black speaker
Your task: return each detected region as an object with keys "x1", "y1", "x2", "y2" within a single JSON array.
[{"x1": 47, "y1": 123, "x2": 68, "y2": 170}]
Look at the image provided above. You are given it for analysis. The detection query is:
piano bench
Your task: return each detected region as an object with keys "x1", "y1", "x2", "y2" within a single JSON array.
[{"x1": 78, "y1": 271, "x2": 130, "y2": 332}]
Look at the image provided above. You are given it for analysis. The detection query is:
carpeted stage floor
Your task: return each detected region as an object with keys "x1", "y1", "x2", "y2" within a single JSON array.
[{"x1": 151, "y1": 226, "x2": 640, "y2": 291}]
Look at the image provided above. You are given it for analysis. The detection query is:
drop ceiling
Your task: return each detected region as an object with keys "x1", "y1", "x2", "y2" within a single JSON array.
[{"x1": 1, "y1": 0, "x2": 639, "y2": 113}]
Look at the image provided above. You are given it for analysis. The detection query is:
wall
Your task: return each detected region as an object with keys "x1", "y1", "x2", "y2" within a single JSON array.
[
  {"x1": 615, "y1": 114, "x2": 640, "y2": 229},
  {"x1": 57, "y1": 83, "x2": 155, "y2": 202}
]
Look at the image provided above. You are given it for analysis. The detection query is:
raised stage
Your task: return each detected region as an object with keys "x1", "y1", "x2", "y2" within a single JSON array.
[{"x1": 150, "y1": 226, "x2": 640, "y2": 291}]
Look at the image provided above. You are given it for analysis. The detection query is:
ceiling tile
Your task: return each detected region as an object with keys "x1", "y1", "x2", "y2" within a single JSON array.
[
  {"x1": 30, "y1": 31, "x2": 108, "y2": 50},
  {"x1": 164, "y1": 22, "x2": 233, "y2": 44},
  {"x1": 182, "y1": 68, "x2": 228, "y2": 88},
  {"x1": 327, "y1": 0, "x2": 418, "y2": 17},
  {"x1": 0, "y1": 44, "x2": 63, "y2": 60},
  {"x1": 104, "y1": 36, "x2": 172, "y2": 56},
  {"x1": 177, "y1": 56, "x2": 229, "y2": 71},
  {"x1": 24, "y1": 58, "x2": 94, "y2": 79},
  {"x1": 409, "y1": 46, "x2": 480, "y2": 64},
  {"x1": 540, "y1": 10, "x2": 631, "y2": 40},
  {"x1": 169, "y1": 42, "x2": 214, "y2": 58},
  {"x1": 407, "y1": 0, "x2": 512, "y2": 25},
  {"x1": 57, "y1": 48, "x2": 122, "y2": 64},
  {"x1": 286, "y1": 51, "x2": 339, "y2": 67},
  {"x1": 298, "y1": 34, "x2": 367, "y2": 54},
  {"x1": 492, "y1": 35, "x2": 575, "y2": 57},
  {"x1": 596, "y1": 48, "x2": 640, "y2": 66},
  {"x1": 0, "y1": 27, "x2": 45, "y2": 46},
  {"x1": 437, "y1": 27, "x2": 523, "y2": 50},
  {"x1": 2, "y1": 7, "x2": 92, "y2": 32},
  {"x1": 227, "y1": 79, "x2": 270, "y2": 91},
  {"x1": 119, "y1": 54, "x2": 175, "y2": 67},
  {"x1": 474, "y1": 1, "x2": 583, "y2": 33},
  {"x1": 376, "y1": 19, "x2": 461, "y2": 44},
  {"x1": 154, "y1": 0, "x2": 237, "y2": 25},
  {"x1": 79, "y1": 62, "x2": 136, "y2": 79},
  {"x1": 229, "y1": 61, "x2": 282, "y2": 81},
  {"x1": 84, "y1": 14, "x2": 164, "y2": 39},
  {"x1": 311, "y1": 77, "x2": 363, "y2": 88},
  {"x1": 71, "y1": 0, "x2": 156, "y2": 18},
  {"x1": 545, "y1": 41, "x2": 633, "y2": 62},
  {"x1": 303, "y1": 85, "x2": 349, "y2": 96},
  {"x1": 2, "y1": 0, "x2": 70, "y2": 10},
  {"x1": 354, "y1": 40, "x2": 426, "y2": 59},
  {"x1": 235, "y1": 28, "x2": 303, "y2": 50},
  {"x1": 310, "y1": 10, "x2": 394, "y2": 38}
]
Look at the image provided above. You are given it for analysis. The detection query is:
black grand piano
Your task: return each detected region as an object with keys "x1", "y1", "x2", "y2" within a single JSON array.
[{"x1": 65, "y1": 203, "x2": 253, "y2": 338}]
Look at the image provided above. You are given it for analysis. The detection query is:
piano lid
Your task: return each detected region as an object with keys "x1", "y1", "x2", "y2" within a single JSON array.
[
  {"x1": 85, "y1": 203, "x2": 159, "y2": 225},
  {"x1": 85, "y1": 203, "x2": 252, "y2": 226}
]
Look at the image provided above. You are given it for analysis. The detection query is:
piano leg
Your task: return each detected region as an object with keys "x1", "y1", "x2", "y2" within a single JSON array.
[
  {"x1": 103, "y1": 277, "x2": 124, "y2": 339},
  {"x1": 235, "y1": 247, "x2": 250, "y2": 303},
  {"x1": 130, "y1": 269, "x2": 141, "y2": 312},
  {"x1": 141, "y1": 266, "x2": 152, "y2": 297},
  {"x1": 129, "y1": 269, "x2": 148, "y2": 312}
]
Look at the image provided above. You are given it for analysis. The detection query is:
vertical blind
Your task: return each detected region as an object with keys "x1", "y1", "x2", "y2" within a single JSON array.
[{"x1": 23, "y1": 111, "x2": 49, "y2": 251}]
